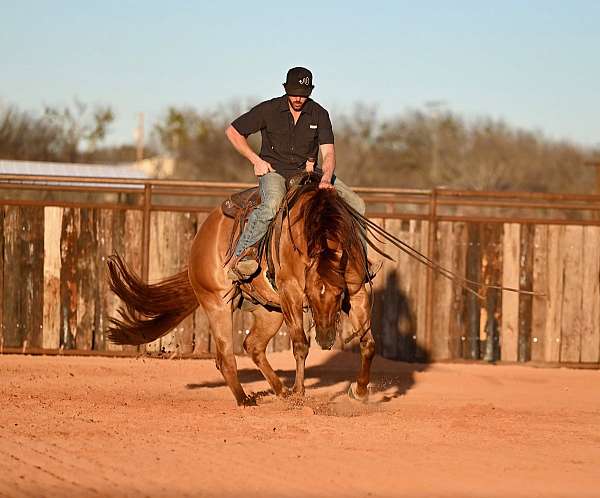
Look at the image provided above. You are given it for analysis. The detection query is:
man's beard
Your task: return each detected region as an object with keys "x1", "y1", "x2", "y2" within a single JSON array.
[{"x1": 287, "y1": 97, "x2": 305, "y2": 111}]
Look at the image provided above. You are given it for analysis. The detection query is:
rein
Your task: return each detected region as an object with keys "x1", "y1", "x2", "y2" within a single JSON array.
[{"x1": 344, "y1": 204, "x2": 545, "y2": 300}]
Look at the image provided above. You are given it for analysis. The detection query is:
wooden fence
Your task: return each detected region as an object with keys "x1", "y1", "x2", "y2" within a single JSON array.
[{"x1": 1, "y1": 174, "x2": 599, "y2": 366}]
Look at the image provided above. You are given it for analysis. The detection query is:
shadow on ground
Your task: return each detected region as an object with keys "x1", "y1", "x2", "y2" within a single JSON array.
[
  {"x1": 187, "y1": 268, "x2": 431, "y2": 408},
  {"x1": 186, "y1": 350, "x2": 429, "y2": 403}
]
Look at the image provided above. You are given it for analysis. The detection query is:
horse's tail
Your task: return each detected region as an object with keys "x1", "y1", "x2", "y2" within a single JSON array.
[{"x1": 106, "y1": 254, "x2": 199, "y2": 346}]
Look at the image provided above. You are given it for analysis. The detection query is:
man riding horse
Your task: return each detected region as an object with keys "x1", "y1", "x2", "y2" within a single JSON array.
[
  {"x1": 225, "y1": 67, "x2": 366, "y2": 280},
  {"x1": 107, "y1": 67, "x2": 378, "y2": 406}
]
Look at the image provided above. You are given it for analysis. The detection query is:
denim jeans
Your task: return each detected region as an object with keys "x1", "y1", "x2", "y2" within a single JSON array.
[{"x1": 234, "y1": 171, "x2": 366, "y2": 257}]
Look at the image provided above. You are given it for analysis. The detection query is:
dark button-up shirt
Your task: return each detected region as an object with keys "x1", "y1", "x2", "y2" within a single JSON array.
[{"x1": 231, "y1": 95, "x2": 334, "y2": 179}]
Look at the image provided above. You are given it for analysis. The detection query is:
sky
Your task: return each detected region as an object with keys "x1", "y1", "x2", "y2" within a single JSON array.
[{"x1": 1, "y1": 0, "x2": 599, "y2": 148}]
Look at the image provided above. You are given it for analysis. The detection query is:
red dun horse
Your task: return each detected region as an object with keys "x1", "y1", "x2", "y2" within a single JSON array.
[{"x1": 107, "y1": 182, "x2": 375, "y2": 406}]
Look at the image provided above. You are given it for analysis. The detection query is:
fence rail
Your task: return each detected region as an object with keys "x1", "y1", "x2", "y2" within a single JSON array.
[{"x1": 1, "y1": 173, "x2": 599, "y2": 365}]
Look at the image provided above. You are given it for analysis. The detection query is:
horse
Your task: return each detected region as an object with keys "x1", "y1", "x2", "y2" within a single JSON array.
[{"x1": 106, "y1": 177, "x2": 375, "y2": 406}]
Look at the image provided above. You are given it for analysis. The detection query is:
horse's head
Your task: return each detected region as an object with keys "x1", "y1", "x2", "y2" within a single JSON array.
[
  {"x1": 305, "y1": 255, "x2": 345, "y2": 350},
  {"x1": 295, "y1": 186, "x2": 367, "y2": 350}
]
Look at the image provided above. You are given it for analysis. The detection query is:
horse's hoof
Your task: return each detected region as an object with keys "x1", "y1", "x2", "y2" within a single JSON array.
[
  {"x1": 240, "y1": 396, "x2": 258, "y2": 407},
  {"x1": 348, "y1": 382, "x2": 369, "y2": 403}
]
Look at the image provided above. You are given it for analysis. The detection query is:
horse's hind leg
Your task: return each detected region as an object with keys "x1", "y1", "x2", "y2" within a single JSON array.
[
  {"x1": 200, "y1": 294, "x2": 253, "y2": 406},
  {"x1": 243, "y1": 306, "x2": 285, "y2": 396}
]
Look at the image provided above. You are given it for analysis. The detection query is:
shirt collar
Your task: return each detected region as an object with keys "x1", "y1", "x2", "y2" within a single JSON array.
[{"x1": 279, "y1": 95, "x2": 313, "y2": 114}]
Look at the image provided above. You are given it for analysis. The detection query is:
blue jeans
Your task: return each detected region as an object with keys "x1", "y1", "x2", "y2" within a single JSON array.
[{"x1": 234, "y1": 172, "x2": 366, "y2": 257}]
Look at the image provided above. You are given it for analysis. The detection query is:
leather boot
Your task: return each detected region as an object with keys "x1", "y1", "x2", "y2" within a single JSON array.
[{"x1": 227, "y1": 247, "x2": 259, "y2": 281}]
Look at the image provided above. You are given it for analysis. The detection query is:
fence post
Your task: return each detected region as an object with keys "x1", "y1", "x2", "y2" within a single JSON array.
[
  {"x1": 422, "y1": 188, "x2": 437, "y2": 361},
  {"x1": 141, "y1": 183, "x2": 152, "y2": 281}
]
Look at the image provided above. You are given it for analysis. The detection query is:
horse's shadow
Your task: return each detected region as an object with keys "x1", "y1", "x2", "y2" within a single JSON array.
[{"x1": 186, "y1": 350, "x2": 428, "y2": 402}]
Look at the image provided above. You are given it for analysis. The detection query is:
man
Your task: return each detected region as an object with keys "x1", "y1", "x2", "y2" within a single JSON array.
[{"x1": 225, "y1": 66, "x2": 365, "y2": 280}]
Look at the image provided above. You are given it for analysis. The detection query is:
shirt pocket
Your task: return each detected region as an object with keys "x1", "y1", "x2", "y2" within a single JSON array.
[
  {"x1": 300, "y1": 124, "x2": 319, "y2": 156},
  {"x1": 267, "y1": 129, "x2": 289, "y2": 153}
]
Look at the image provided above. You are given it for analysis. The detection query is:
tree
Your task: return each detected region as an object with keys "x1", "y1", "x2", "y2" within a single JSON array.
[
  {"x1": 152, "y1": 103, "x2": 258, "y2": 182},
  {"x1": 0, "y1": 99, "x2": 115, "y2": 163},
  {"x1": 1, "y1": 97, "x2": 594, "y2": 193},
  {"x1": 43, "y1": 99, "x2": 114, "y2": 161}
]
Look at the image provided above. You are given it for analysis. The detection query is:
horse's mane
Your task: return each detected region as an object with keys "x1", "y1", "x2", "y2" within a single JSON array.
[{"x1": 298, "y1": 186, "x2": 366, "y2": 289}]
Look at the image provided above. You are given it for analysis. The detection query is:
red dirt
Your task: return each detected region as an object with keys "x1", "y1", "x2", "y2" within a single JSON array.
[{"x1": 1, "y1": 349, "x2": 599, "y2": 498}]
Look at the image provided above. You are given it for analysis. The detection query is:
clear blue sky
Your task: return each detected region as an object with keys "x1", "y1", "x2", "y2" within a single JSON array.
[{"x1": 2, "y1": 0, "x2": 599, "y2": 148}]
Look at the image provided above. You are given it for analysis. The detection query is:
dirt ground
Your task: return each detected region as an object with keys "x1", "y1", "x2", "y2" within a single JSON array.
[{"x1": 1, "y1": 349, "x2": 599, "y2": 498}]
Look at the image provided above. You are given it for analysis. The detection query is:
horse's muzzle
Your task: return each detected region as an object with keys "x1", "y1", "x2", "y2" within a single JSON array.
[{"x1": 315, "y1": 327, "x2": 336, "y2": 350}]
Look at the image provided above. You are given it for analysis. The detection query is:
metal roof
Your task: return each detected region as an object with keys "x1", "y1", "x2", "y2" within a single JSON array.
[{"x1": 0, "y1": 159, "x2": 148, "y2": 188}]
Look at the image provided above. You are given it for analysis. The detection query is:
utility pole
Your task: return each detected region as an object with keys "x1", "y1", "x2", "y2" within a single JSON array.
[
  {"x1": 135, "y1": 112, "x2": 145, "y2": 162},
  {"x1": 425, "y1": 100, "x2": 446, "y2": 185}
]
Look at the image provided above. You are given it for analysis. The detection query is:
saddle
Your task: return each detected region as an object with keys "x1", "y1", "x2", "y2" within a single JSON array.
[
  {"x1": 220, "y1": 186, "x2": 262, "y2": 270},
  {"x1": 221, "y1": 187, "x2": 261, "y2": 219},
  {"x1": 220, "y1": 173, "x2": 309, "y2": 220}
]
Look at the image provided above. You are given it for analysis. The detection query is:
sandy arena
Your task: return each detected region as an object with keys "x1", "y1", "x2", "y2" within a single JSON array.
[{"x1": 1, "y1": 349, "x2": 599, "y2": 498}]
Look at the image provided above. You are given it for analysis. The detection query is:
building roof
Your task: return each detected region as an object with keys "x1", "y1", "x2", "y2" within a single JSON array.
[{"x1": 0, "y1": 159, "x2": 149, "y2": 188}]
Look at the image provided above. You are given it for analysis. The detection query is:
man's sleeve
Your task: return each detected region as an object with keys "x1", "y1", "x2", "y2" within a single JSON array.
[
  {"x1": 318, "y1": 109, "x2": 334, "y2": 145},
  {"x1": 231, "y1": 102, "x2": 266, "y2": 137}
]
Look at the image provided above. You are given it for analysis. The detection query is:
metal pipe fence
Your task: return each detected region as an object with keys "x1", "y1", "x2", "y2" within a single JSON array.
[{"x1": 1, "y1": 173, "x2": 599, "y2": 365}]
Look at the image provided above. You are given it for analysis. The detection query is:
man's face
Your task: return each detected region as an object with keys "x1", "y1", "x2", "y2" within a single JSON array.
[{"x1": 287, "y1": 95, "x2": 308, "y2": 111}]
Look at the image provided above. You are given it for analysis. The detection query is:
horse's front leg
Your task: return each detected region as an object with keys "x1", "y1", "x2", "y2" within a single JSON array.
[
  {"x1": 348, "y1": 287, "x2": 375, "y2": 400},
  {"x1": 291, "y1": 324, "x2": 310, "y2": 395},
  {"x1": 280, "y1": 286, "x2": 309, "y2": 396}
]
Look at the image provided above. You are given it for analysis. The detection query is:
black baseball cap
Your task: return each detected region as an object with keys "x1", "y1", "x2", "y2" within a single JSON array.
[{"x1": 283, "y1": 67, "x2": 314, "y2": 97}]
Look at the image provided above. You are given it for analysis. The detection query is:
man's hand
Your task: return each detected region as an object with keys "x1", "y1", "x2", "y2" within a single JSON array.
[
  {"x1": 253, "y1": 158, "x2": 274, "y2": 177},
  {"x1": 305, "y1": 160, "x2": 315, "y2": 173},
  {"x1": 225, "y1": 125, "x2": 273, "y2": 177},
  {"x1": 318, "y1": 178, "x2": 334, "y2": 190}
]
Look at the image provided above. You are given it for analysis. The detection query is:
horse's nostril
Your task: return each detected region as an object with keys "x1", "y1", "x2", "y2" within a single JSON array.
[
  {"x1": 317, "y1": 340, "x2": 334, "y2": 350},
  {"x1": 316, "y1": 329, "x2": 336, "y2": 350}
]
